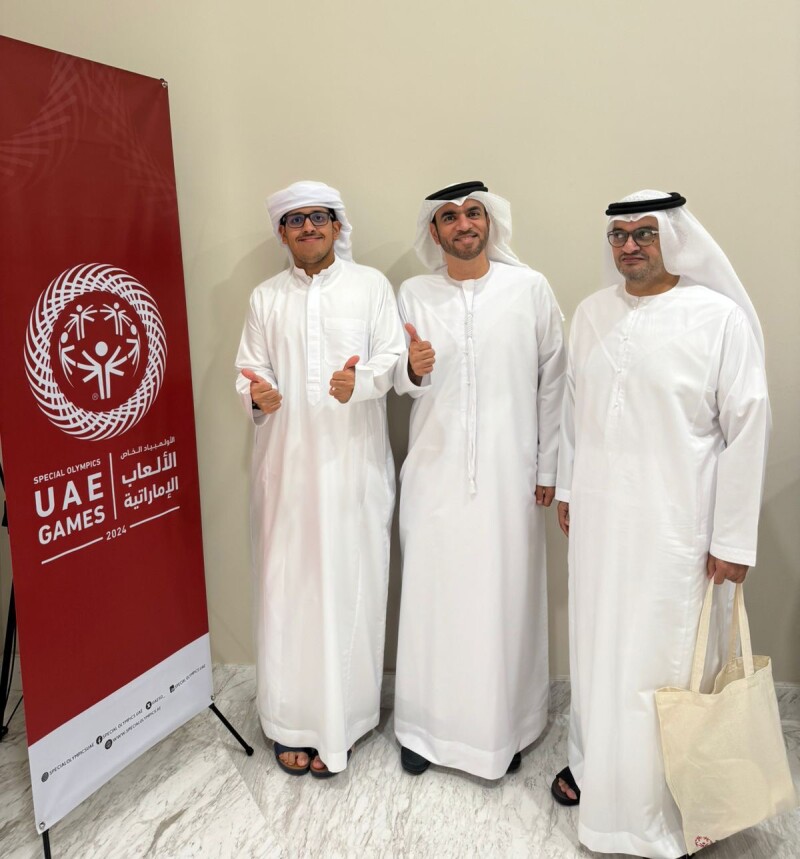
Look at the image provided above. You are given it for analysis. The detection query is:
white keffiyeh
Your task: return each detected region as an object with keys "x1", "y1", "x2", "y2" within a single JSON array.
[
  {"x1": 414, "y1": 189, "x2": 525, "y2": 272},
  {"x1": 266, "y1": 180, "x2": 353, "y2": 262}
]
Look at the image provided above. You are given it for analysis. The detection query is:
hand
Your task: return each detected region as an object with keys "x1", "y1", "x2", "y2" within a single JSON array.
[
  {"x1": 241, "y1": 369, "x2": 282, "y2": 414},
  {"x1": 405, "y1": 323, "x2": 435, "y2": 382},
  {"x1": 329, "y1": 355, "x2": 359, "y2": 403},
  {"x1": 707, "y1": 553, "x2": 748, "y2": 584},
  {"x1": 535, "y1": 485, "x2": 555, "y2": 507},
  {"x1": 557, "y1": 501, "x2": 570, "y2": 537}
]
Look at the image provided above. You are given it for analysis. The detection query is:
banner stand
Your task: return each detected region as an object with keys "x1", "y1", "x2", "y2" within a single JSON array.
[
  {"x1": 0, "y1": 38, "x2": 249, "y2": 854},
  {"x1": 0, "y1": 461, "x2": 254, "y2": 859}
]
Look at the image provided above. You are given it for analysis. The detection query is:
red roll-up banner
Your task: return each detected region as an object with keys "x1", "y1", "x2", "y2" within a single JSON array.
[{"x1": 0, "y1": 37, "x2": 213, "y2": 831}]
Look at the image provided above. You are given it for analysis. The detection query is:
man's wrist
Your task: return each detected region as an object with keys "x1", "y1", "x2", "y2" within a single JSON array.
[{"x1": 407, "y1": 360, "x2": 422, "y2": 387}]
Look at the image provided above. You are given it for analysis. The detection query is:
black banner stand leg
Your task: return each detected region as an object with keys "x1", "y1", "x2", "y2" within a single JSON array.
[
  {"x1": 209, "y1": 703, "x2": 253, "y2": 755},
  {"x1": 0, "y1": 462, "x2": 18, "y2": 742},
  {"x1": 42, "y1": 829, "x2": 51, "y2": 859},
  {"x1": 0, "y1": 585, "x2": 15, "y2": 739}
]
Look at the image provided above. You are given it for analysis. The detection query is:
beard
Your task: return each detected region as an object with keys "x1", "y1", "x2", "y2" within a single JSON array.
[
  {"x1": 438, "y1": 230, "x2": 489, "y2": 261},
  {"x1": 618, "y1": 254, "x2": 667, "y2": 284}
]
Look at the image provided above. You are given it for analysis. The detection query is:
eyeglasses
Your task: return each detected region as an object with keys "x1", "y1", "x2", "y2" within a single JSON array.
[
  {"x1": 606, "y1": 227, "x2": 659, "y2": 248},
  {"x1": 280, "y1": 210, "x2": 336, "y2": 230}
]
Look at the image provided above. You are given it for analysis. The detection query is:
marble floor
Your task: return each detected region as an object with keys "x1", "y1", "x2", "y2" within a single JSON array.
[{"x1": 1, "y1": 666, "x2": 798, "y2": 858}]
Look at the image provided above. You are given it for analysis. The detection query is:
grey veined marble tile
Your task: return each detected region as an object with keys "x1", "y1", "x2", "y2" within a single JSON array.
[
  {"x1": 0, "y1": 697, "x2": 272, "y2": 859},
  {"x1": 2, "y1": 668, "x2": 798, "y2": 858},
  {"x1": 776, "y1": 681, "x2": 800, "y2": 723}
]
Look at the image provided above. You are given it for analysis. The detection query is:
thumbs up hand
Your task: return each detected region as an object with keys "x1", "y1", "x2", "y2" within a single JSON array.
[
  {"x1": 405, "y1": 322, "x2": 435, "y2": 382},
  {"x1": 241, "y1": 369, "x2": 283, "y2": 414},
  {"x1": 329, "y1": 356, "x2": 359, "y2": 403}
]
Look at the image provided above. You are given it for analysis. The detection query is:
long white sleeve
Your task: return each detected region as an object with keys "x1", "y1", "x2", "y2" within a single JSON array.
[
  {"x1": 350, "y1": 277, "x2": 405, "y2": 403},
  {"x1": 555, "y1": 311, "x2": 577, "y2": 503},
  {"x1": 709, "y1": 308, "x2": 770, "y2": 566},
  {"x1": 235, "y1": 289, "x2": 279, "y2": 426},
  {"x1": 534, "y1": 277, "x2": 566, "y2": 486},
  {"x1": 392, "y1": 288, "x2": 433, "y2": 398}
]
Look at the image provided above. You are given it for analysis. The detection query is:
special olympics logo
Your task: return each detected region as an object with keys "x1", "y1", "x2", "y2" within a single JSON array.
[{"x1": 25, "y1": 264, "x2": 167, "y2": 440}]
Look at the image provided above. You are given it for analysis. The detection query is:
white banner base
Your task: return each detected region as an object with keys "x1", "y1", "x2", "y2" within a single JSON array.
[{"x1": 29, "y1": 634, "x2": 213, "y2": 831}]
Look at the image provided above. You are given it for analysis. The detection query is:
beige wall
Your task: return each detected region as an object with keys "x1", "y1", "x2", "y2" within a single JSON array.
[{"x1": 2, "y1": 1, "x2": 799, "y2": 680}]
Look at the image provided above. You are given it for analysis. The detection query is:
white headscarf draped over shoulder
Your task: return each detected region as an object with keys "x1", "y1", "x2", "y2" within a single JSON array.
[
  {"x1": 414, "y1": 182, "x2": 525, "y2": 272},
  {"x1": 265, "y1": 180, "x2": 353, "y2": 262},
  {"x1": 604, "y1": 189, "x2": 765, "y2": 356}
]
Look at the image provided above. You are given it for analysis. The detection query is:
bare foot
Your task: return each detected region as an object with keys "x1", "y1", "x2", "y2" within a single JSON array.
[
  {"x1": 558, "y1": 777, "x2": 578, "y2": 801},
  {"x1": 280, "y1": 750, "x2": 309, "y2": 768}
]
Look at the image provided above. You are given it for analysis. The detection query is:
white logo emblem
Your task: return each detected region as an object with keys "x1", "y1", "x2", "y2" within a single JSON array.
[{"x1": 25, "y1": 264, "x2": 167, "y2": 440}]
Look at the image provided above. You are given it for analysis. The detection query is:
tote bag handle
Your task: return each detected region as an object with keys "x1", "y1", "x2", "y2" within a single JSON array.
[{"x1": 690, "y1": 581, "x2": 754, "y2": 693}]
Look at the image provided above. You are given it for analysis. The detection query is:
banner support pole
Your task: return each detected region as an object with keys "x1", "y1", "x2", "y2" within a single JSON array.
[
  {"x1": 0, "y1": 585, "x2": 16, "y2": 739},
  {"x1": 0, "y1": 460, "x2": 20, "y2": 741},
  {"x1": 209, "y1": 703, "x2": 253, "y2": 755}
]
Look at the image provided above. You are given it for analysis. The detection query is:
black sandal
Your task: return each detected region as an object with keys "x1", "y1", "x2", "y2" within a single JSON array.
[
  {"x1": 551, "y1": 766, "x2": 581, "y2": 806},
  {"x1": 274, "y1": 742, "x2": 314, "y2": 776}
]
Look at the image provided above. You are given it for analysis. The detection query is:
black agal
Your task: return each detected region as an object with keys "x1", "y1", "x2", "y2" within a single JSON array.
[
  {"x1": 605, "y1": 192, "x2": 686, "y2": 216},
  {"x1": 425, "y1": 181, "x2": 489, "y2": 201}
]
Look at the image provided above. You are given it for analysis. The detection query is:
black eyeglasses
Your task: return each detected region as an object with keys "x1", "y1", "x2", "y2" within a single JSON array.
[
  {"x1": 280, "y1": 209, "x2": 337, "y2": 230},
  {"x1": 606, "y1": 227, "x2": 659, "y2": 248}
]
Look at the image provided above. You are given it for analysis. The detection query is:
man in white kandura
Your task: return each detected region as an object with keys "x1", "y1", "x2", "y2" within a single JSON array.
[
  {"x1": 393, "y1": 180, "x2": 566, "y2": 779},
  {"x1": 552, "y1": 190, "x2": 771, "y2": 858},
  {"x1": 235, "y1": 180, "x2": 404, "y2": 778}
]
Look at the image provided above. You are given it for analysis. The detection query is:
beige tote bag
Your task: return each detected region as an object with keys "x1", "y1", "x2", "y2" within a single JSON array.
[{"x1": 655, "y1": 581, "x2": 797, "y2": 854}]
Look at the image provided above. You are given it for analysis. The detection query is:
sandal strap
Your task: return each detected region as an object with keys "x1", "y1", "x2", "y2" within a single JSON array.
[{"x1": 274, "y1": 742, "x2": 314, "y2": 756}]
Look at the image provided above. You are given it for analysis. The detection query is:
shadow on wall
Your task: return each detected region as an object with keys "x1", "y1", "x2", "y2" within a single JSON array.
[
  {"x1": 196, "y1": 235, "x2": 288, "y2": 660},
  {"x1": 360, "y1": 245, "x2": 422, "y2": 290},
  {"x1": 205, "y1": 236, "x2": 288, "y2": 467},
  {"x1": 385, "y1": 389, "x2": 411, "y2": 670},
  {"x1": 367, "y1": 246, "x2": 424, "y2": 669},
  {"x1": 750, "y1": 475, "x2": 800, "y2": 682}
]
